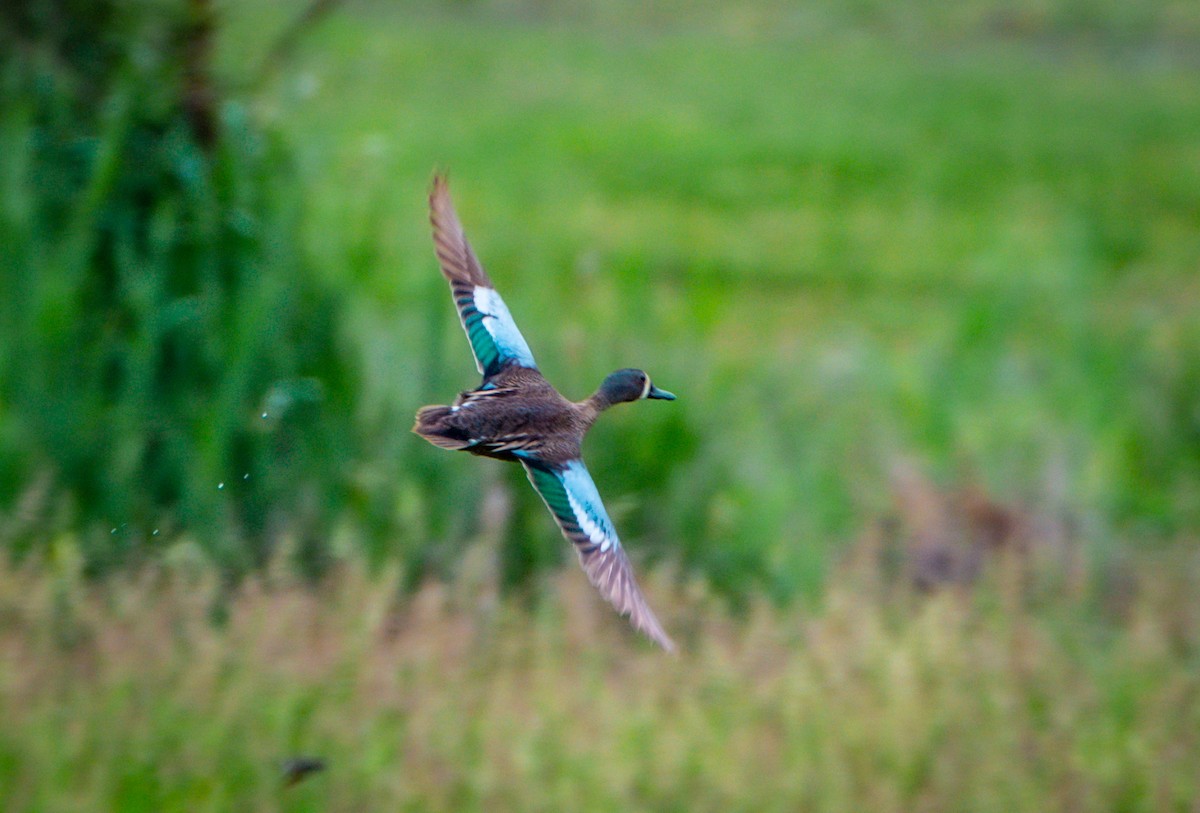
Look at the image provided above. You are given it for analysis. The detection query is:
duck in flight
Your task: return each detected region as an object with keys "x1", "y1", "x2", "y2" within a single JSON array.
[{"x1": 413, "y1": 176, "x2": 677, "y2": 651}]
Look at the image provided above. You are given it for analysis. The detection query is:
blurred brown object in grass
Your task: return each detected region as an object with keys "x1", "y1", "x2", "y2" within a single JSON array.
[
  {"x1": 855, "y1": 458, "x2": 1035, "y2": 595},
  {"x1": 281, "y1": 756, "x2": 326, "y2": 787}
]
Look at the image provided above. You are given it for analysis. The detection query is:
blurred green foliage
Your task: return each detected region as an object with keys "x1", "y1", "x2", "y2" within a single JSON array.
[
  {"x1": 0, "y1": 0, "x2": 356, "y2": 574},
  {"x1": 0, "y1": 0, "x2": 1198, "y2": 600}
]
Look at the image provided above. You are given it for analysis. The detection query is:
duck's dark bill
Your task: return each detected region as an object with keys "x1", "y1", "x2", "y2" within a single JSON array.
[{"x1": 647, "y1": 385, "x2": 676, "y2": 400}]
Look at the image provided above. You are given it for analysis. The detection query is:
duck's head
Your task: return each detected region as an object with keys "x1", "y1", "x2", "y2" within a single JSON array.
[{"x1": 595, "y1": 368, "x2": 676, "y2": 407}]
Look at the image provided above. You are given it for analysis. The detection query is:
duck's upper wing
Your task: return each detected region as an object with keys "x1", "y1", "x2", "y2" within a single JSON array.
[
  {"x1": 430, "y1": 175, "x2": 538, "y2": 378},
  {"x1": 520, "y1": 458, "x2": 675, "y2": 651}
]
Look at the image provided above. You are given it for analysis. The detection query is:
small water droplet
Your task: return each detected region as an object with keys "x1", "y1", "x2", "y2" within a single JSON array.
[
  {"x1": 217, "y1": 482, "x2": 225, "y2": 490},
  {"x1": 152, "y1": 529, "x2": 160, "y2": 536},
  {"x1": 261, "y1": 412, "x2": 268, "y2": 419},
  {"x1": 111, "y1": 527, "x2": 117, "y2": 534},
  {"x1": 243, "y1": 473, "x2": 250, "y2": 480}
]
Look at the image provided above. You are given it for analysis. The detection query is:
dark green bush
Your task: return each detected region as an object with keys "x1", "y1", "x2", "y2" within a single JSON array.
[{"x1": 0, "y1": 0, "x2": 357, "y2": 574}]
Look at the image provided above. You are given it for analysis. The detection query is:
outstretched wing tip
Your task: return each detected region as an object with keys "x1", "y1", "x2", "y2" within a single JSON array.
[
  {"x1": 428, "y1": 174, "x2": 456, "y2": 235},
  {"x1": 591, "y1": 557, "x2": 677, "y2": 653},
  {"x1": 429, "y1": 171, "x2": 450, "y2": 205},
  {"x1": 522, "y1": 460, "x2": 675, "y2": 652},
  {"x1": 653, "y1": 627, "x2": 678, "y2": 654},
  {"x1": 427, "y1": 175, "x2": 536, "y2": 375},
  {"x1": 629, "y1": 604, "x2": 677, "y2": 653}
]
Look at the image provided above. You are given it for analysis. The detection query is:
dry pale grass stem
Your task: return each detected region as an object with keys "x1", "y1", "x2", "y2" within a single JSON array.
[{"x1": 2, "y1": 542, "x2": 1198, "y2": 811}]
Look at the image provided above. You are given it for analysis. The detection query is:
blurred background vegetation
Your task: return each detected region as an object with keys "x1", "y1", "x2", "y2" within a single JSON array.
[{"x1": 1, "y1": 0, "x2": 1198, "y2": 810}]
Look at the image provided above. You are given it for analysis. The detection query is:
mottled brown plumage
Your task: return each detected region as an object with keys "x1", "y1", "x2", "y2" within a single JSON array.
[{"x1": 414, "y1": 367, "x2": 583, "y2": 462}]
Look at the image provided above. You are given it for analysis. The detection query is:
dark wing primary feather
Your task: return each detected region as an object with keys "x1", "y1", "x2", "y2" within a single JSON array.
[
  {"x1": 521, "y1": 459, "x2": 675, "y2": 651},
  {"x1": 429, "y1": 175, "x2": 537, "y2": 378}
]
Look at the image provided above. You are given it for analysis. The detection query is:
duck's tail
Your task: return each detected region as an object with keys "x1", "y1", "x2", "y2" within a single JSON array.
[{"x1": 412, "y1": 405, "x2": 474, "y2": 450}]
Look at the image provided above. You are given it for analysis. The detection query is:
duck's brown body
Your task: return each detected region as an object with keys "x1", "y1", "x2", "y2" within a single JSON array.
[{"x1": 414, "y1": 366, "x2": 600, "y2": 465}]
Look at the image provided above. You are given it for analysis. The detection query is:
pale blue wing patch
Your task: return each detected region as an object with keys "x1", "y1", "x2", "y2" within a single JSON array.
[
  {"x1": 474, "y1": 286, "x2": 537, "y2": 370},
  {"x1": 560, "y1": 460, "x2": 619, "y2": 553},
  {"x1": 524, "y1": 460, "x2": 619, "y2": 555},
  {"x1": 521, "y1": 460, "x2": 675, "y2": 651},
  {"x1": 454, "y1": 284, "x2": 537, "y2": 376}
]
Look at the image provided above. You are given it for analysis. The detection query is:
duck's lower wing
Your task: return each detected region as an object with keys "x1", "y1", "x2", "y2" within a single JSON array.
[{"x1": 520, "y1": 459, "x2": 675, "y2": 652}]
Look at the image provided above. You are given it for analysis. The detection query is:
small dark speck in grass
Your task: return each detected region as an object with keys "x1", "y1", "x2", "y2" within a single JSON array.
[{"x1": 281, "y1": 756, "x2": 327, "y2": 787}]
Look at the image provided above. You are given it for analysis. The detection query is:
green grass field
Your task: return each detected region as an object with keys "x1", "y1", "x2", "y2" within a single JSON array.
[
  {"x1": 233, "y1": 0, "x2": 1200, "y2": 594},
  {"x1": 3, "y1": 550, "x2": 1198, "y2": 812},
  {"x1": 4, "y1": 0, "x2": 1200, "y2": 808}
]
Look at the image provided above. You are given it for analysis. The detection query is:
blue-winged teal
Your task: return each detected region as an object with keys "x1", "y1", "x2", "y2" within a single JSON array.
[{"x1": 413, "y1": 176, "x2": 677, "y2": 651}]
